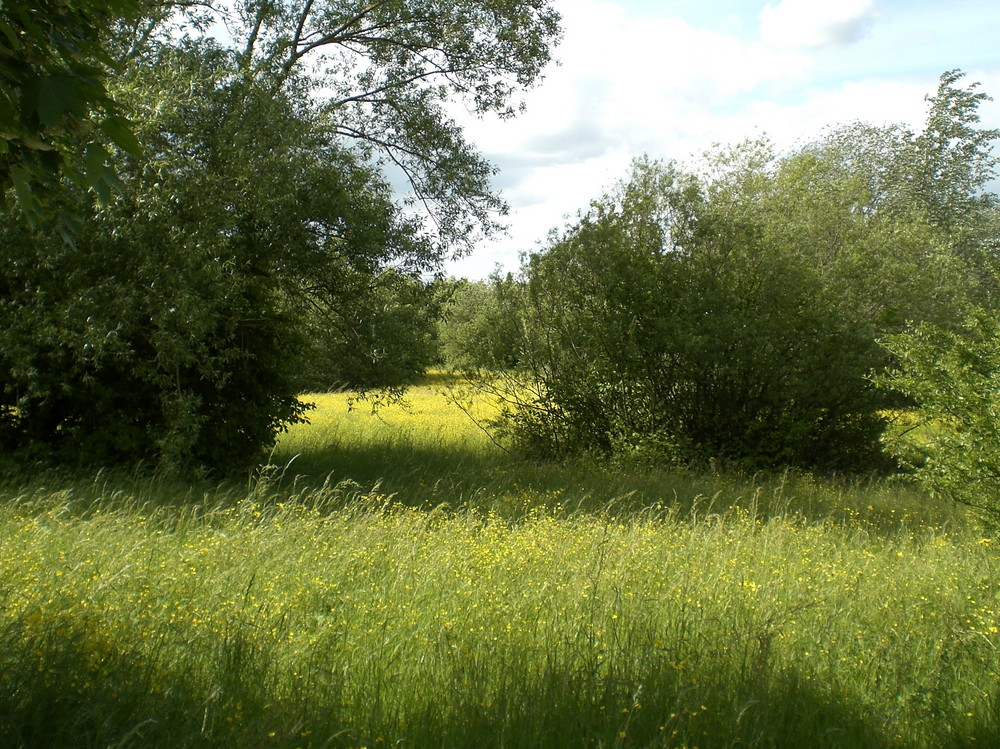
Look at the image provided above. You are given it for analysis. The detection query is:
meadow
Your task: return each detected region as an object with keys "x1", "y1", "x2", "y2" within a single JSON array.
[{"x1": 1, "y1": 376, "x2": 999, "y2": 747}]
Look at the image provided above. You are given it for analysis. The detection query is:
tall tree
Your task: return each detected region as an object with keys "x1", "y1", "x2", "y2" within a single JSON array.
[
  {"x1": 805, "y1": 70, "x2": 1000, "y2": 298},
  {"x1": 1, "y1": 44, "x2": 414, "y2": 469},
  {"x1": 0, "y1": 0, "x2": 562, "y2": 473},
  {"x1": 1, "y1": 0, "x2": 143, "y2": 232},
  {"x1": 912, "y1": 70, "x2": 1000, "y2": 236},
  {"x1": 123, "y1": 0, "x2": 562, "y2": 257}
]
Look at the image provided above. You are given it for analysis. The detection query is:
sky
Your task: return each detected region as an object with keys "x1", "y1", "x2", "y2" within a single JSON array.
[{"x1": 443, "y1": 0, "x2": 1000, "y2": 279}]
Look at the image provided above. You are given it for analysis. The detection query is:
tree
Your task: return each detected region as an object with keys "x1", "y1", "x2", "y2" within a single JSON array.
[
  {"x1": 0, "y1": 1, "x2": 561, "y2": 473},
  {"x1": 437, "y1": 274, "x2": 523, "y2": 371},
  {"x1": 1, "y1": 0, "x2": 143, "y2": 231},
  {"x1": 296, "y1": 269, "x2": 442, "y2": 392},
  {"x1": 493, "y1": 77, "x2": 992, "y2": 471},
  {"x1": 804, "y1": 70, "x2": 1000, "y2": 299},
  {"x1": 867, "y1": 74, "x2": 1000, "y2": 518},
  {"x1": 124, "y1": 0, "x2": 562, "y2": 256},
  {"x1": 912, "y1": 70, "x2": 1000, "y2": 238},
  {"x1": 503, "y1": 155, "x2": 903, "y2": 470}
]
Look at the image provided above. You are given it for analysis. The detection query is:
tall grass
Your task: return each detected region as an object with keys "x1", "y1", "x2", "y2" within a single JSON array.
[
  {"x1": 0, "y1": 378, "x2": 995, "y2": 747},
  {"x1": 276, "y1": 378, "x2": 964, "y2": 530}
]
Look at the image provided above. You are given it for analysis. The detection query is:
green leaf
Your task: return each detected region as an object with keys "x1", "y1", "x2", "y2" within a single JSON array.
[
  {"x1": 81, "y1": 142, "x2": 120, "y2": 205},
  {"x1": 0, "y1": 18, "x2": 20, "y2": 50},
  {"x1": 83, "y1": 142, "x2": 111, "y2": 186},
  {"x1": 33, "y1": 75, "x2": 88, "y2": 127},
  {"x1": 9, "y1": 164, "x2": 41, "y2": 222},
  {"x1": 10, "y1": 165, "x2": 31, "y2": 203},
  {"x1": 57, "y1": 211, "x2": 81, "y2": 248},
  {"x1": 92, "y1": 175, "x2": 112, "y2": 206},
  {"x1": 101, "y1": 115, "x2": 143, "y2": 157}
]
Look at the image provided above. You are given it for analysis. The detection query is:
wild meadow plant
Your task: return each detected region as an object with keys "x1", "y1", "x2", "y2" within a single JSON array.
[
  {"x1": 0, "y1": 381, "x2": 996, "y2": 747},
  {"x1": 278, "y1": 380, "x2": 956, "y2": 527}
]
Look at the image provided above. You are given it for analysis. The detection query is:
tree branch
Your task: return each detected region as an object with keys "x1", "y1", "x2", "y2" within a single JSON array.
[
  {"x1": 275, "y1": 0, "x2": 393, "y2": 82},
  {"x1": 241, "y1": 0, "x2": 272, "y2": 71}
]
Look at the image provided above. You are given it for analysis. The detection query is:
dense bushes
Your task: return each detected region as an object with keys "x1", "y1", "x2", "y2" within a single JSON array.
[
  {"x1": 0, "y1": 46, "x2": 429, "y2": 472},
  {"x1": 471, "y1": 73, "x2": 998, "y2": 472},
  {"x1": 880, "y1": 310, "x2": 1000, "y2": 523},
  {"x1": 501, "y1": 158, "x2": 899, "y2": 470}
]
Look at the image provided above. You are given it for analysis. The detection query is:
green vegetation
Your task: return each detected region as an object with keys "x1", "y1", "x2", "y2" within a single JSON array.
[
  {"x1": 880, "y1": 310, "x2": 1000, "y2": 525},
  {"x1": 0, "y1": 383, "x2": 997, "y2": 748},
  {"x1": 437, "y1": 276, "x2": 524, "y2": 372},
  {"x1": 6, "y1": 4, "x2": 1000, "y2": 746},
  {"x1": 0, "y1": 0, "x2": 562, "y2": 474},
  {"x1": 449, "y1": 72, "x2": 998, "y2": 474},
  {"x1": 1, "y1": 0, "x2": 143, "y2": 230}
]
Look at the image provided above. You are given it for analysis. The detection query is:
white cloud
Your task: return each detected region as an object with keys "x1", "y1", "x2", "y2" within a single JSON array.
[
  {"x1": 457, "y1": 0, "x2": 809, "y2": 202},
  {"x1": 446, "y1": 0, "x2": 814, "y2": 277},
  {"x1": 444, "y1": 0, "x2": 1000, "y2": 279},
  {"x1": 759, "y1": 0, "x2": 878, "y2": 49}
]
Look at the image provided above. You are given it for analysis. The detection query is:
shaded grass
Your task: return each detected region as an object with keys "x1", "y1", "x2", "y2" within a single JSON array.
[{"x1": 0, "y1": 484, "x2": 998, "y2": 748}]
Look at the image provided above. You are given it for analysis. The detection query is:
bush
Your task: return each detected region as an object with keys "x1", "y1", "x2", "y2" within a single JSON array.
[
  {"x1": 879, "y1": 310, "x2": 1000, "y2": 524},
  {"x1": 496, "y1": 137, "x2": 980, "y2": 472}
]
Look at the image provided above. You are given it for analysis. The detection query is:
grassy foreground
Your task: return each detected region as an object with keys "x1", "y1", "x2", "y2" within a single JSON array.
[{"x1": 1, "y1": 378, "x2": 999, "y2": 747}]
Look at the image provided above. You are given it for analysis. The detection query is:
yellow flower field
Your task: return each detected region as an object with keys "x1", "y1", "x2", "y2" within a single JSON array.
[{"x1": 0, "y1": 382, "x2": 996, "y2": 747}]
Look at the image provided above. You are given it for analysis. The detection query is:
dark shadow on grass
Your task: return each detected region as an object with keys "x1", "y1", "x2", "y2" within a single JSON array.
[{"x1": 3, "y1": 620, "x2": 992, "y2": 749}]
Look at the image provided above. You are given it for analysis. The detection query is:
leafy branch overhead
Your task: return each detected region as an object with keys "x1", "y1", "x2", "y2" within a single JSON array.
[
  {"x1": 0, "y1": 0, "x2": 144, "y2": 230},
  {"x1": 123, "y1": 0, "x2": 562, "y2": 255}
]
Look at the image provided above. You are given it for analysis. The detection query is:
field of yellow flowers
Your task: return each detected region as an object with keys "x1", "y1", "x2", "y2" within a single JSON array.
[{"x1": 1, "y1": 378, "x2": 999, "y2": 747}]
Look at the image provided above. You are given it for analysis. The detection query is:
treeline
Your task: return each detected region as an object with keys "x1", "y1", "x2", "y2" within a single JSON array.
[
  {"x1": 4, "y1": 2, "x2": 1000, "y2": 508},
  {"x1": 437, "y1": 72, "x2": 1000, "y2": 517},
  {"x1": 0, "y1": 0, "x2": 561, "y2": 472}
]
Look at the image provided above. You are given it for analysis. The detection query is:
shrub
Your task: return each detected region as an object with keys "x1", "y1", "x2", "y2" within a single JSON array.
[{"x1": 879, "y1": 310, "x2": 1000, "y2": 524}]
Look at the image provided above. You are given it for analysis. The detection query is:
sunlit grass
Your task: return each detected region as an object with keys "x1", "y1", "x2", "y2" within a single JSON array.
[
  {"x1": 0, "y1": 379, "x2": 994, "y2": 747},
  {"x1": 271, "y1": 376, "x2": 509, "y2": 501},
  {"x1": 273, "y1": 376, "x2": 965, "y2": 530},
  {"x1": 1, "y1": 482, "x2": 998, "y2": 747}
]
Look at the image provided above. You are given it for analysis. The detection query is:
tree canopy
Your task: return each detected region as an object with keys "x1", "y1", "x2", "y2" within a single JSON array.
[
  {"x1": 0, "y1": 0, "x2": 562, "y2": 473},
  {"x1": 124, "y1": 0, "x2": 562, "y2": 257}
]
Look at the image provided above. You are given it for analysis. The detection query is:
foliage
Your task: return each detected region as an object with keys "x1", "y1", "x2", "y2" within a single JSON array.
[
  {"x1": 0, "y1": 0, "x2": 561, "y2": 473},
  {"x1": 490, "y1": 72, "x2": 995, "y2": 471},
  {"x1": 295, "y1": 270, "x2": 441, "y2": 392},
  {"x1": 879, "y1": 310, "x2": 1000, "y2": 524},
  {"x1": 910, "y1": 70, "x2": 1000, "y2": 240},
  {"x1": 437, "y1": 274, "x2": 524, "y2": 371},
  {"x1": 0, "y1": 43, "x2": 433, "y2": 472},
  {"x1": 504, "y1": 158, "x2": 888, "y2": 469},
  {"x1": 0, "y1": 0, "x2": 143, "y2": 232},
  {"x1": 126, "y1": 0, "x2": 563, "y2": 256},
  {"x1": 805, "y1": 69, "x2": 1000, "y2": 296}
]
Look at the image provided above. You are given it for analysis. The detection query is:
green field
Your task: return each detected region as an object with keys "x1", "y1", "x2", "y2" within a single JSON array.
[{"x1": 1, "y1": 379, "x2": 998, "y2": 747}]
